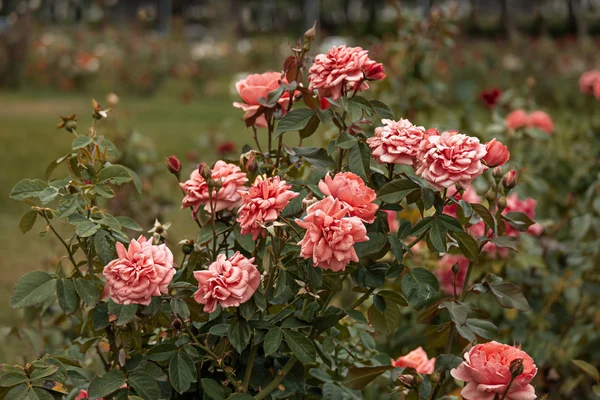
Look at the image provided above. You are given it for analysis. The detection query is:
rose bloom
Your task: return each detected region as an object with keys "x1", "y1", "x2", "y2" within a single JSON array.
[
  {"x1": 180, "y1": 160, "x2": 248, "y2": 215},
  {"x1": 504, "y1": 193, "x2": 543, "y2": 236},
  {"x1": 237, "y1": 175, "x2": 299, "y2": 240},
  {"x1": 233, "y1": 72, "x2": 291, "y2": 128},
  {"x1": 579, "y1": 70, "x2": 600, "y2": 97},
  {"x1": 103, "y1": 236, "x2": 175, "y2": 306},
  {"x1": 505, "y1": 110, "x2": 528, "y2": 130},
  {"x1": 484, "y1": 138, "x2": 510, "y2": 167},
  {"x1": 296, "y1": 196, "x2": 369, "y2": 272},
  {"x1": 527, "y1": 111, "x2": 554, "y2": 134},
  {"x1": 451, "y1": 341, "x2": 537, "y2": 400},
  {"x1": 308, "y1": 45, "x2": 384, "y2": 100},
  {"x1": 384, "y1": 210, "x2": 400, "y2": 233},
  {"x1": 391, "y1": 347, "x2": 436, "y2": 374},
  {"x1": 435, "y1": 254, "x2": 469, "y2": 295},
  {"x1": 318, "y1": 172, "x2": 378, "y2": 223},
  {"x1": 193, "y1": 252, "x2": 260, "y2": 313},
  {"x1": 416, "y1": 130, "x2": 488, "y2": 191},
  {"x1": 480, "y1": 87, "x2": 501, "y2": 108},
  {"x1": 367, "y1": 118, "x2": 426, "y2": 166}
]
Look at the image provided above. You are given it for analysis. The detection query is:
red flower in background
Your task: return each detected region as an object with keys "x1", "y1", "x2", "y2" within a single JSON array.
[
  {"x1": 480, "y1": 87, "x2": 502, "y2": 108},
  {"x1": 217, "y1": 141, "x2": 236, "y2": 155}
]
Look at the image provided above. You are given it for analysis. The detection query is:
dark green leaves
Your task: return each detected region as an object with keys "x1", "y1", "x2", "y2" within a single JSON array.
[
  {"x1": 56, "y1": 279, "x2": 78, "y2": 314},
  {"x1": 10, "y1": 271, "x2": 56, "y2": 309},
  {"x1": 97, "y1": 165, "x2": 133, "y2": 186},
  {"x1": 74, "y1": 279, "x2": 99, "y2": 307},
  {"x1": 201, "y1": 378, "x2": 225, "y2": 400},
  {"x1": 228, "y1": 319, "x2": 251, "y2": 353},
  {"x1": 10, "y1": 179, "x2": 48, "y2": 201},
  {"x1": 401, "y1": 268, "x2": 440, "y2": 310},
  {"x1": 128, "y1": 372, "x2": 160, "y2": 400},
  {"x1": 94, "y1": 229, "x2": 117, "y2": 266},
  {"x1": 169, "y1": 351, "x2": 197, "y2": 394},
  {"x1": 377, "y1": 179, "x2": 420, "y2": 204},
  {"x1": 347, "y1": 142, "x2": 371, "y2": 181},
  {"x1": 108, "y1": 300, "x2": 138, "y2": 325},
  {"x1": 88, "y1": 371, "x2": 126, "y2": 399},
  {"x1": 275, "y1": 109, "x2": 317, "y2": 138},
  {"x1": 452, "y1": 232, "x2": 480, "y2": 261},
  {"x1": 19, "y1": 211, "x2": 38, "y2": 234},
  {"x1": 484, "y1": 275, "x2": 530, "y2": 312},
  {"x1": 283, "y1": 330, "x2": 316, "y2": 364},
  {"x1": 368, "y1": 298, "x2": 401, "y2": 335},
  {"x1": 343, "y1": 366, "x2": 393, "y2": 390},
  {"x1": 264, "y1": 327, "x2": 283, "y2": 356}
]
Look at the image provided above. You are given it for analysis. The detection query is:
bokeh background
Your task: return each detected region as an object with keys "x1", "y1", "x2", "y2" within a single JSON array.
[{"x1": 1, "y1": 1, "x2": 599, "y2": 395}]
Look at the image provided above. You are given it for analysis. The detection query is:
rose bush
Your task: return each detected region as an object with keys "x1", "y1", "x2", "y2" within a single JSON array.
[{"x1": 4, "y1": 27, "x2": 590, "y2": 400}]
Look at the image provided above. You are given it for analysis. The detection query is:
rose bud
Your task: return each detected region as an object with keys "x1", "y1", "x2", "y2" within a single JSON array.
[
  {"x1": 198, "y1": 162, "x2": 212, "y2": 181},
  {"x1": 165, "y1": 155, "x2": 182, "y2": 176},
  {"x1": 245, "y1": 154, "x2": 259, "y2": 174},
  {"x1": 484, "y1": 138, "x2": 510, "y2": 167},
  {"x1": 502, "y1": 169, "x2": 519, "y2": 191},
  {"x1": 364, "y1": 62, "x2": 386, "y2": 81},
  {"x1": 492, "y1": 166, "x2": 504, "y2": 180},
  {"x1": 304, "y1": 21, "x2": 317, "y2": 43},
  {"x1": 497, "y1": 196, "x2": 507, "y2": 211},
  {"x1": 510, "y1": 358, "x2": 525, "y2": 378}
]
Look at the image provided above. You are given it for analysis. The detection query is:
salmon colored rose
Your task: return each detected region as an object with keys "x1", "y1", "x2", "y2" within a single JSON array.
[
  {"x1": 233, "y1": 72, "x2": 291, "y2": 128},
  {"x1": 384, "y1": 210, "x2": 400, "y2": 233},
  {"x1": 579, "y1": 70, "x2": 600, "y2": 99},
  {"x1": 416, "y1": 130, "x2": 488, "y2": 191},
  {"x1": 391, "y1": 347, "x2": 436, "y2": 374},
  {"x1": 318, "y1": 172, "x2": 378, "y2": 223},
  {"x1": 505, "y1": 110, "x2": 528, "y2": 130},
  {"x1": 484, "y1": 138, "x2": 510, "y2": 167},
  {"x1": 193, "y1": 252, "x2": 260, "y2": 313},
  {"x1": 237, "y1": 175, "x2": 299, "y2": 240},
  {"x1": 308, "y1": 45, "x2": 385, "y2": 100},
  {"x1": 103, "y1": 236, "x2": 174, "y2": 306},
  {"x1": 527, "y1": 110, "x2": 554, "y2": 134},
  {"x1": 451, "y1": 341, "x2": 537, "y2": 400},
  {"x1": 367, "y1": 118, "x2": 426, "y2": 166},
  {"x1": 435, "y1": 254, "x2": 469, "y2": 296},
  {"x1": 180, "y1": 160, "x2": 248, "y2": 215},
  {"x1": 296, "y1": 196, "x2": 368, "y2": 272}
]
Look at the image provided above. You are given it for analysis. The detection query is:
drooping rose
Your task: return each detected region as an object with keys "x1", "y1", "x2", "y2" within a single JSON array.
[
  {"x1": 484, "y1": 138, "x2": 510, "y2": 167},
  {"x1": 505, "y1": 110, "x2": 528, "y2": 130},
  {"x1": 180, "y1": 160, "x2": 248, "y2": 215},
  {"x1": 296, "y1": 196, "x2": 368, "y2": 272},
  {"x1": 434, "y1": 254, "x2": 469, "y2": 296},
  {"x1": 317, "y1": 172, "x2": 378, "y2": 223},
  {"x1": 308, "y1": 45, "x2": 384, "y2": 100},
  {"x1": 233, "y1": 72, "x2": 291, "y2": 128},
  {"x1": 367, "y1": 118, "x2": 426, "y2": 166},
  {"x1": 237, "y1": 175, "x2": 299, "y2": 240},
  {"x1": 527, "y1": 110, "x2": 554, "y2": 134},
  {"x1": 103, "y1": 236, "x2": 175, "y2": 306},
  {"x1": 391, "y1": 347, "x2": 436, "y2": 374},
  {"x1": 451, "y1": 341, "x2": 538, "y2": 400},
  {"x1": 443, "y1": 186, "x2": 481, "y2": 218},
  {"x1": 416, "y1": 130, "x2": 488, "y2": 191},
  {"x1": 193, "y1": 252, "x2": 260, "y2": 313}
]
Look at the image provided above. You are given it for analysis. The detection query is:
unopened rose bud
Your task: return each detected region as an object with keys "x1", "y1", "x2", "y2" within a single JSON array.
[
  {"x1": 492, "y1": 166, "x2": 504, "y2": 180},
  {"x1": 484, "y1": 138, "x2": 510, "y2": 168},
  {"x1": 502, "y1": 169, "x2": 519, "y2": 191},
  {"x1": 165, "y1": 155, "x2": 181, "y2": 176},
  {"x1": 452, "y1": 262, "x2": 460, "y2": 275},
  {"x1": 198, "y1": 162, "x2": 212, "y2": 181},
  {"x1": 486, "y1": 188, "x2": 496, "y2": 203},
  {"x1": 65, "y1": 120, "x2": 78, "y2": 133},
  {"x1": 497, "y1": 196, "x2": 507, "y2": 211},
  {"x1": 510, "y1": 358, "x2": 524, "y2": 378},
  {"x1": 302, "y1": 193, "x2": 317, "y2": 210},
  {"x1": 429, "y1": 372, "x2": 440, "y2": 384},
  {"x1": 245, "y1": 155, "x2": 258, "y2": 174},
  {"x1": 304, "y1": 21, "x2": 317, "y2": 43},
  {"x1": 414, "y1": 375, "x2": 423, "y2": 386},
  {"x1": 398, "y1": 374, "x2": 414, "y2": 388},
  {"x1": 214, "y1": 179, "x2": 223, "y2": 191}
]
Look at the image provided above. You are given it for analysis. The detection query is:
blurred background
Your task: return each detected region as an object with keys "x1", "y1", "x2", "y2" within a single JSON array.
[{"x1": 1, "y1": 1, "x2": 599, "y2": 395}]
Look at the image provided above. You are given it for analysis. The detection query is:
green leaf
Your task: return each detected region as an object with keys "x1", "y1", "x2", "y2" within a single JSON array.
[
  {"x1": 368, "y1": 300, "x2": 400, "y2": 335},
  {"x1": 429, "y1": 218, "x2": 448, "y2": 253},
  {"x1": 471, "y1": 203, "x2": 496, "y2": 233},
  {"x1": 344, "y1": 309, "x2": 368, "y2": 324},
  {"x1": 343, "y1": 366, "x2": 393, "y2": 390},
  {"x1": 228, "y1": 319, "x2": 251, "y2": 353},
  {"x1": 233, "y1": 225, "x2": 255, "y2": 253},
  {"x1": 503, "y1": 212, "x2": 535, "y2": 232},
  {"x1": 29, "y1": 366, "x2": 59, "y2": 381},
  {"x1": 401, "y1": 268, "x2": 440, "y2": 310},
  {"x1": 94, "y1": 229, "x2": 117, "y2": 266},
  {"x1": 355, "y1": 232, "x2": 389, "y2": 258},
  {"x1": 378, "y1": 290, "x2": 408, "y2": 306},
  {"x1": 147, "y1": 344, "x2": 178, "y2": 362},
  {"x1": 378, "y1": 179, "x2": 420, "y2": 204},
  {"x1": 28, "y1": 388, "x2": 54, "y2": 400},
  {"x1": 322, "y1": 382, "x2": 344, "y2": 399},
  {"x1": 439, "y1": 301, "x2": 467, "y2": 325},
  {"x1": 197, "y1": 222, "x2": 229, "y2": 244},
  {"x1": 293, "y1": 147, "x2": 334, "y2": 168},
  {"x1": 572, "y1": 360, "x2": 600, "y2": 382},
  {"x1": 115, "y1": 216, "x2": 143, "y2": 231},
  {"x1": 38, "y1": 187, "x2": 59, "y2": 204},
  {"x1": 335, "y1": 131, "x2": 357, "y2": 150},
  {"x1": 201, "y1": 378, "x2": 225, "y2": 400},
  {"x1": 10, "y1": 271, "x2": 56, "y2": 309},
  {"x1": 75, "y1": 221, "x2": 100, "y2": 238},
  {"x1": 92, "y1": 302, "x2": 109, "y2": 330},
  {"x1": 88, "y1": 370, "x2": 126, "y2": 399},
  {"x1": 299, "y1": 114, "x2": 320, "y2": 139},
  {"x1": 108, "y1": 300, "x2": 138, "y2": 325},
  {"x1": 466, "y1": 318, "x2": 498, "y2": 340},
  {"x1": 347, "y1": 142, "x2": 371, "y2": 181},
  {"x1": 56, "y1": 278, "x2": 78, "y2": 314},
  {"x1": 0, "y1": 372, "x2": 28, "y2": 387},
  {"x1": 72, "y1": 136, "x2": 92, "y2": 149},
  {"x1": 263, "y1": 327, "x2": 283, "y2": 356},
  {"x1": 5, "y1": 384, "x2": 29, "y2": 400},
  {"x1": 452, "y1": 232, "x2": 480, "y2": 261},
  {"x1": 97, "y1": 165, "x2": 133, "y2": 186},
  {"x1": 283, "y1": 330, "x2": 316, "y2": 364},
  {"x1": 486, "y1": 277, "x2": 530, "y2": 312},
  {"x1": 122, "y1": 166, "x2": 143, "y2": 193},
  {"x1": 370, "y1": 100, "x2": 395, "y2": 120},
  {"x1": 275, "y1": 109, "x2": 317, "y2": 138},
  {"x1": 19, "y1": 211, "x2": 38, "y2": 234},
  {"x1": 169, "y1": 351, "x2": 197, "y2": 394},
  {"x1": 10, "y1": 179, "x2": 48, "y2": 201},
  {"x1": 74, "y1": 279, "x2": 99, "y2": 307},
  {"x1": 128, "y1": 371, "x2": 160, "y2": 400},
  {"x1": 411, "y1": 216, "x2": 433, "y2": 236}
]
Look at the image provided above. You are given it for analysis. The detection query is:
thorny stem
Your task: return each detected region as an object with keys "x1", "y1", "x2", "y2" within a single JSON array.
[
  {"x1": 41, "y1": 212, "x2": 82, "y2": 277},
  {"x1": 252, "y1": 125, "x2": 264, "y2": 154},
  {"x1": 254, "y1": 355, "x2": 298, "y2": 400},
  {"x1": 183, "y1": 320, "x2": 221, "y2": 362}
]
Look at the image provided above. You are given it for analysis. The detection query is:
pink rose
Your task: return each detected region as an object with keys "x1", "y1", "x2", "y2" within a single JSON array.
[
  {"x1": 296, "y1": 196, "x2": 368, "y2": 272},
  {"x1": 103, "y1": 236, "x2": 174, "y2": 306},
  {"x1": 384, "y1": 210, "x2": 400, "y2": 233},
  {"x1": 391, "y1": 347, "x2": 436, "y2": 374},
  {"x1": 434, "y1": 254, "x2": 469, "y2": 296},
  {"x1": 237, "y1": 175, "x2": 299, "y2": 240},
  {"x1": 484, "y1": 138, "x2": 510, "y2": 167},
  {"x1": 416, "y1": 130, "x2": 488, "y2": 191},
  {"x1": 75, "y1": 390, "x2": 94, "y2": 400},
  {"x1": 233, "y1": 72, "x2": 291, "y2": 128},
  {"x1": 193, "y1": 252, "x2": 260, "y2": 313},
  {"x1": 308, "y1": 45, "x2": 384, "y2": 100},
  {"x1": 367, "y1": 118, "x2": 426, "y2": 166},
  {"x1": 318, "y1": 172, "x2": 378, "y2": 223},
  {"x1": 468, "y1": 221, "x2": 510, "y2": 259},
  {"x1": 505, "y1": 110, "x2": 528, "y2": 130},
  {"x1": 504, "y1": 193, "x2": 543, "y2": 236},
  {"x1": 579, "y1": 70, "x2": 600, "y2": 96},
  {"x1": 180, "y1": 160, "x2": 248, "y2": 215},
  {"x1": 451, "y1": 341, "x2": 537, "y2": 400},
  {"x1": 443, "y1": 186, "x2": 481, "y2": 218},
  {"x1": 527, "y1": 111, "x2": 554, "y2": 134}
]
